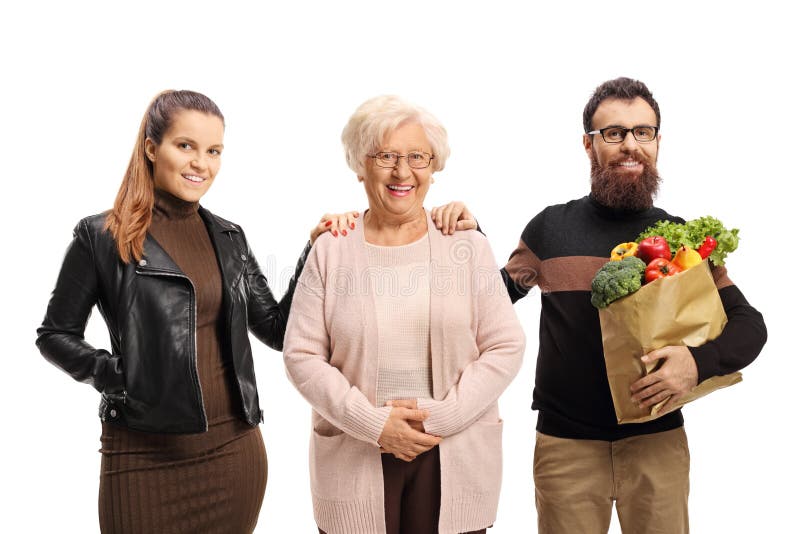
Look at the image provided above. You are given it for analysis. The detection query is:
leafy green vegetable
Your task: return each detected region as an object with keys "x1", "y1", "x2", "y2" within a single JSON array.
[
  {"x1": 591, "y1": 256, "x2": 647, "y2": 309},
  {"x1": 635, "y1": 216, "x2": 739, "y2": 266}
]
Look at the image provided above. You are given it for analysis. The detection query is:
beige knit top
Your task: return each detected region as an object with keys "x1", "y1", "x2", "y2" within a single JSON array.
[{"x1": 365, "y1": 235, "x2": 434, "y2": 409}]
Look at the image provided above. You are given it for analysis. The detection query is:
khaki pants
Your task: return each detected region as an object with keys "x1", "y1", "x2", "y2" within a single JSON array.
[{"x1": 534, "y1": 427, "x2": 690, "y2": 534}]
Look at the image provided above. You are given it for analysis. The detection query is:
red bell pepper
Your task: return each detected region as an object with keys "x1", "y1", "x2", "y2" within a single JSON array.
[{"x1": 697, "y1": 236, "x2": 718, "y2": 259}]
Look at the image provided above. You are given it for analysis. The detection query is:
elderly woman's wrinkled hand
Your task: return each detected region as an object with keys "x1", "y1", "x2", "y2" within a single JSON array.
[
  {"x1": 310, "y1": 211, "x2": 360, "y2": 244},
  {"x1": 386, "y1": 399, "x2": 425, "y2": 432},
  {"x1": 430, "y1": 201, "x2": 477, "y2": 235},
  {"x1": 378, "y1": 407, "x2": 442, "y2": 462}
]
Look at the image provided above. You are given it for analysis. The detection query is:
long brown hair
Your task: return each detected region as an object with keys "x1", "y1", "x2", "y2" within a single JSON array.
[{"x1": 104, "y1": 90, "x2": 225, "y2": 262}]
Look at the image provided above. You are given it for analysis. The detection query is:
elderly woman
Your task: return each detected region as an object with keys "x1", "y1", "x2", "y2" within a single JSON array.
[{"x1": 283, "y1": 95, "x2": 526, "y2": 534}]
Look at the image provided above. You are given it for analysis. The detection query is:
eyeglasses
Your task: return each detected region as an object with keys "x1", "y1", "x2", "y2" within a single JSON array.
[
  {"x1": 367, "y1": 151, "x2": 435, "y2": 169},
  {"x1": 587, "y1": 125, "x2": 659, "y2": 144}
]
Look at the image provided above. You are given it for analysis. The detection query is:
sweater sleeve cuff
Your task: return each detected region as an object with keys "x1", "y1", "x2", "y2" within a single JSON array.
[
  {"x1": 342, "y1": 398, "x2": 392, "y2": 446},
  {"x1": 418, "y1": 397, "x2": 463, "y2": 437},
  {"x1": 688, "y1": 343, "x2": 721, "y2": 383}
]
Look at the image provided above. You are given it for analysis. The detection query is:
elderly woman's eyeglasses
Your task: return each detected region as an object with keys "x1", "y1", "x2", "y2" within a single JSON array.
[
  {"x1": 367, "y1": 151, "x2": 435, "y2": 169},
  {"x1": 587, "y1": 126, "x2": 659, "y2": 144}
]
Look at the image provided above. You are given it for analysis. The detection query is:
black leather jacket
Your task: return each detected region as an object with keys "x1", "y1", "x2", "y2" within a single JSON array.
[{"x1": 36, "y1": 207, "x2": 309, "y2": 433}]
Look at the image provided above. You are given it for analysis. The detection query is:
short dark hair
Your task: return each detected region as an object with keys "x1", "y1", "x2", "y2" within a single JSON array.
[{"x1": 583, "y1": 77, "x2": 660, "y2": 133}]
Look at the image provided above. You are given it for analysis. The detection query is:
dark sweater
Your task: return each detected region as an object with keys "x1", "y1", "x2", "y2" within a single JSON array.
[{"x1": 502, "y1": 195, "x2": 767, "y2": 441}]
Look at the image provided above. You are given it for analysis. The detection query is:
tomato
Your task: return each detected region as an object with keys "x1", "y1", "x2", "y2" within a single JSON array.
[{"x1": 644, "y1": 257, "x2": 682, "y2": 283}]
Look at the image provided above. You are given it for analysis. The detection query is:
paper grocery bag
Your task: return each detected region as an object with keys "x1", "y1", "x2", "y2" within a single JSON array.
[{"x1": 598, "y1": 260, "x2": 742, "y2": 424}]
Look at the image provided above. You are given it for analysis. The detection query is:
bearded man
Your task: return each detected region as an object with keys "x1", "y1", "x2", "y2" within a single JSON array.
[{"x1": 497, "y1": 77, "x2": 767, "y2": 533}]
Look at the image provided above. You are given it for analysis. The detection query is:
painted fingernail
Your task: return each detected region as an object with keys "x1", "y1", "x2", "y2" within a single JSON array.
[
  {"x1": 325, "y1": 220, "x2": 332, "y2": 227},
  {"x1": 342, "y1": 229, "x2": 348, "y2": 236},
  {"x1": 350, "y1": 222, "x2": 355, "y2": 229},
  {"x1": 332, "y1": 230, "x2": 338, "y2": 237}
]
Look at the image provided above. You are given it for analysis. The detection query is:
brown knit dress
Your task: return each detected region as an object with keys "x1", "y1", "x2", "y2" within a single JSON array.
[{"x1": 98, "y1": 190, "x2": 268, "y2": 534}]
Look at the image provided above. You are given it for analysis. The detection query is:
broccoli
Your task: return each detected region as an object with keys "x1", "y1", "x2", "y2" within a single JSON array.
[{"x1": 590, "y1": 256, "x2": 646, "y2": 309}]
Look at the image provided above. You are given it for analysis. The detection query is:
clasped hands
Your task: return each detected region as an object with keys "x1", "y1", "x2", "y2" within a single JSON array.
[
  {"x1": 630, "y1": 345, "x2": 699, "y2": 415},
  {"x1": 378, "y1": 399, "x2": 442, "y2": 462}
]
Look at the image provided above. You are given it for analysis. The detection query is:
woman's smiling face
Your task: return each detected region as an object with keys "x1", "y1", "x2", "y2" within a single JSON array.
[
  {"x1": 146, "y1": 109, "x2": 225, "y2": 202},
  {"x1": 360, "y1": 121, "x2": 434, "y2": 223}
]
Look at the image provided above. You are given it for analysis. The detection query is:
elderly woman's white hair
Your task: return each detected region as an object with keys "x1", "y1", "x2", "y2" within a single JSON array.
[{"x1": 341, "y1": 95, "x2": 450, "y2": 174}]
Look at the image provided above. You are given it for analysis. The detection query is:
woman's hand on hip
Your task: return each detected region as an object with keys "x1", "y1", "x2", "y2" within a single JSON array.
[
  {"x1": 378, "y1": 406, "x2": 441, "y2": 462},
  {"x1": 310, "y1": 211, "x2": 359, "y2": 244}
]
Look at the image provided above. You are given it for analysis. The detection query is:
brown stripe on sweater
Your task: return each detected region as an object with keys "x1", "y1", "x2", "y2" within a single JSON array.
[
  {"x1": 503, "y1": 239, "x2": 542, "y2": 290},
  {"x1": 539, "y1": 256, "x2": 608, "y2": 293},
  {"x1": 537, "y1": 257, "x2": 734, "y2": 293}
]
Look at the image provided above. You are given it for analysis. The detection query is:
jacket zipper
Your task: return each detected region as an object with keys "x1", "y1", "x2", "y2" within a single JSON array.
[
  {"x1": 227, "y1": 236, "x2": 255, "y2": 425},
  {"x1": 228, "y1": 302, "x2": 251, "y2": 423},
  {"x1": 136, "y1": 269, "x2": 208, "y2": 431}
]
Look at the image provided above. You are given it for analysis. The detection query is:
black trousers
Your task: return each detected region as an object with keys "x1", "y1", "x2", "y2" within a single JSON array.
[{"x1": 319, "y1": 446, "x2": 487, "y2": 534}]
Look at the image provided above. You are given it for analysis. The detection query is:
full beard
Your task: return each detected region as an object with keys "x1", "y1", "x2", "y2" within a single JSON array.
[{"x1": 590, "y1": 152, "x2": 661, "y2": 211}]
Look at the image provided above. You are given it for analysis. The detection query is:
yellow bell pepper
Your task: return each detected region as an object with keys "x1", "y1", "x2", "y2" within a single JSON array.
[{"x1": 610, "y1": 242, "x2": 638, "y2": 261}]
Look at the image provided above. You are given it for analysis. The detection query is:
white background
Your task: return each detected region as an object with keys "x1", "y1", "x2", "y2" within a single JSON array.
[{"x1": 2, "y1": 1, "x2": 796, "y2": 532}]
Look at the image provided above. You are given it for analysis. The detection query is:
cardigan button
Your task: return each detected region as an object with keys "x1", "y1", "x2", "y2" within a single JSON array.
[
  {"x1": 138, "y1": 259, "x2": 147, "y2": 267},
  {"x1": 109, "y1": 409, "x2": 118, "y2": 418},
  {"x1": 240, "y1": 254, "x2": 247, "y2": 261}
]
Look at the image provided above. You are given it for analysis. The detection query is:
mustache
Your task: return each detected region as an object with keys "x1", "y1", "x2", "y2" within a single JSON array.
[{"x1": 609, "y1": 154, "x2": 646, "y2": 165}]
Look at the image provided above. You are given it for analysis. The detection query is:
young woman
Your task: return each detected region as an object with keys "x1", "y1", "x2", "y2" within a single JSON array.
[{"x1": 36, "y1": 89, "x2": 354, "y2": 533}]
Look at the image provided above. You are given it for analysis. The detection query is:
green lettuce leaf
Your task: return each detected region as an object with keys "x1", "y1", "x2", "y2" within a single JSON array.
[{"x1": 635, "y1": 216, "x2": 739, "y2": 266}]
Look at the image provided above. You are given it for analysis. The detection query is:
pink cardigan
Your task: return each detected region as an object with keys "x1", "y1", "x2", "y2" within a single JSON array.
[{"x1": 283, "y1": 211, "x2": 525, "y2": 534}]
